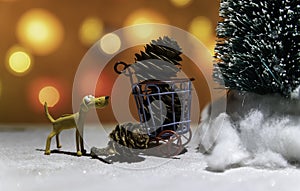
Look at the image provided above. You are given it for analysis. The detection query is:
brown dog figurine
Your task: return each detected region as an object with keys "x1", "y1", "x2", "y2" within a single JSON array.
[{"x1": 44, "y1": 95, "x2": 109, "y2": 156}]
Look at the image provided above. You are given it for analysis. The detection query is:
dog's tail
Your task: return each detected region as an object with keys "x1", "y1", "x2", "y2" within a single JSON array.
[{"x1": 44, "y1": 102, "x2": 55, "y2": 123}]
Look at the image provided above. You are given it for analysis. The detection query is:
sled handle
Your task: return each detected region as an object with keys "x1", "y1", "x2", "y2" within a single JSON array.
[{"x1": 114, "y1": 61, "x2": 130, "y2": 74}]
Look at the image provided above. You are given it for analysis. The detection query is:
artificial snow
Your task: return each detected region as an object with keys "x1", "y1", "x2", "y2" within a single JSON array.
[
  {"x1": 291, "y1": 85, "x2": 300, "y2": 99},
  {"x1": 0, "y1": 124, "x2": 300, "y2": 191},
  {"x1": 198, "y1": 95, "x2": 300, "y2": 172}
]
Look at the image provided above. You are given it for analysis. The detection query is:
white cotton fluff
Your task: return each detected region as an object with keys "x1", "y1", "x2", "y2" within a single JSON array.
[
  {"x1": 243, "y1": 150, "x2": 288, "y2": 168},
  {"x1": 199, "y1": 113, "x2": 250, "y2": 171},
  {"x1": 198, "y1": 108, "x2": 300, "y2": 171},
  {"x1": 240, "y1": 110, "x2": 300, "y2": 162},
  {"x1": 205, "y1": 122, "x2": 250, "y2": 171}
]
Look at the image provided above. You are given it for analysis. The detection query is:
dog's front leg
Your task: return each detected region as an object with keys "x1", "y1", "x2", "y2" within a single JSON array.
[
  {"x1": 77, "y1": 124, "x2": 86, "y2": 155},
  {"x1": 77, "y1": 111, "x2": 86, "y2": 155},
  {"x1": 80, "y1": 131, "x2": 86, "y2": 154},
  {"x1": 75, "y1": 129, "x2": 82, "y2": 156}
]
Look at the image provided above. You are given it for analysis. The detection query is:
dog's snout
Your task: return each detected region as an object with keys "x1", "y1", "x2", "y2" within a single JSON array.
[{"x1": 105, "y1": 96, "x2": 110, "y2": 100}]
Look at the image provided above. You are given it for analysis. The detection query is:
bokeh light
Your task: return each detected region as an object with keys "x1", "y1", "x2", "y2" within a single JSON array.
[
  {"x1": 170, "y1": 0, "x2": 193, "y2": 7},
  {"x1": 16, "y1": 8, "x2": 64, "y2": 55},
  {"x1": 99, "y1": 33, "x2": 121, "y2": 54},
  {"x1": 28, "y1": 78, "x2": 67, "y2": 113},
  {"x1": 124, "y1": 9, "x2": 169, "y2": 42},
  {"x1": 9, "y1": 51, "x2": 31, "y2": 73},
  {"x1": 38, "y1": 86, "x2": 60, "y2": 107},
  {"x1": 79, "y1": 17, "x2": 104, "y2": 46},
  {"x1": 6, "y1": 46, "x2": 32, "y2": 76},
  {"x1": 189, "y1": 16, "x2": 213, "y2": 43}
]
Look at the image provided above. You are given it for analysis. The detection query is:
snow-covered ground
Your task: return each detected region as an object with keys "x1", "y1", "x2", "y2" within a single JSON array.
[{"x1": 1, "y1": 124, "x2": 300, "y2": 191}]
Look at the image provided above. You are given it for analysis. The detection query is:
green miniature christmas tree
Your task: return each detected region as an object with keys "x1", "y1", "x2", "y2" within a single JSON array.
[{"x1": 214, "y1": 0, "x2": 300, "y2": 98}]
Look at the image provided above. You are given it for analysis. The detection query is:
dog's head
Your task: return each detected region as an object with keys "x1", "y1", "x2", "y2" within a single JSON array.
[{"x1": 83, "y1": 95, "x2": 109, "y2": 110}]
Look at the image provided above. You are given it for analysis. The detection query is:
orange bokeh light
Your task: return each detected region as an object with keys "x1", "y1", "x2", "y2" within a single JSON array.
[
  {"x1": 38, "y1": 86, "x2": 60, "y2": 107},
  {"x1": 28, "y1": 78, "x2": 67, "y2": 113}
]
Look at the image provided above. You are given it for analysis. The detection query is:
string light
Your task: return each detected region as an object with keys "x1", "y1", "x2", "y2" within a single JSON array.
[
  {"x1": 38, "y1": 86, "x2": 60, "y2": 107},
  {"x1": 99, "y1": 33, "x2": 121, "y2": 54},
  {"x1": 16, "y1": 8, "x2": 64, "y2": 55},
  {"x1": 79, "y1": 17, "x2": 104, "y2": 46},
  {"x1": 6, "y1": 46, "x2": 32, "y2": 76}
]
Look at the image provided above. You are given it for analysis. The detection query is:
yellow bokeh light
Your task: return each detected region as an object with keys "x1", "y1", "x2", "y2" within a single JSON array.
[
  {"x1": 100, "y1": 33, "x2": 121, "y2": 54},
  {"x1": 16, "y1": 8, "x2": 64, "y2": 55},
  {"x1": 129, "y1": 21, "x2": 154, "y2": 40},
  {"x1": 79, "y1": 17, "x2": 104, "y2": 46},
  {"x1": 9, "y1": 51, "x2": 31, "y2": 73},
  {"x1": 6, "y1": 46, "x2": 32, "y2": 76},
  {"x1": 124, "y1": 9, "x2": 169, "y2": 41},
  {"x1": 38, "y1": 86, "x2": 60, "y2": 107},
  {"x1": 189, "y1": 16, "x2": 213, "y2": 43},
  {"x1": 170, "y1": 0, "x2": 193, "y2": 7}
]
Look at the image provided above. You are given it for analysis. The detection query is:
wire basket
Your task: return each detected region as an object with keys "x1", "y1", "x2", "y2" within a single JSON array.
[{"x1": 132, "y1": 78, "x2": 192, "y2": 138}]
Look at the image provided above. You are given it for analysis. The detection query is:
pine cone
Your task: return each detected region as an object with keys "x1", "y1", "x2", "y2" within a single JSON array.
[
  {"x1": 135, "y1": 36, "x2": 182, "y2": 66},
  {"x1": 109, "y1": 122, "x2": 150, "y2": 149},
  {"x1": 132, "y1": 36, "x2": 182, "y2": 81},
  {"x1": 90, "y1": 123, "x2": 150, "y2": 158}
]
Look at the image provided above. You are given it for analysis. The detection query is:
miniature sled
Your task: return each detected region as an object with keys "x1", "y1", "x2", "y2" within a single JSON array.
[{"x1": 132, "y1": 78, "x2": 193, "y2": 157}]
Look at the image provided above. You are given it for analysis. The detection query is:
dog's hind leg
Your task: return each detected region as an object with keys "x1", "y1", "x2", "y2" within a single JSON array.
[
  {"x1": 75, "y1": 130, "x2": 82, "y2": 156},
  {"x1": 56, "y1": 132, "x2": 62, "y2": 148},
  {"x1": 45, "y1": 131, "x2": 57, "y2": 155}
]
